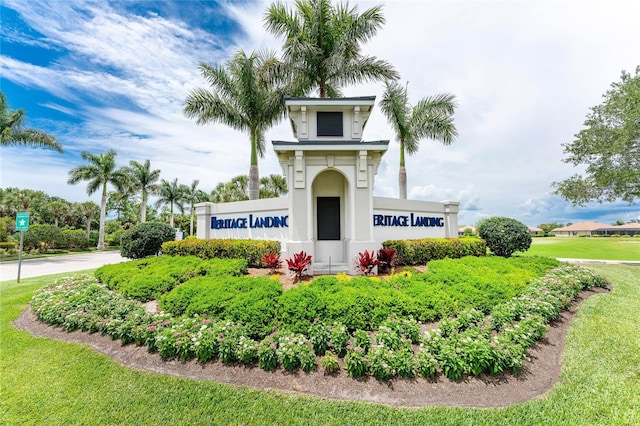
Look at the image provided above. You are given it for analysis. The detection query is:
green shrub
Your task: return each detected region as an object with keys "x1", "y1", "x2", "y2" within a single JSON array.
[
  {"x1": 162, "y1": 239, "x2": 280, "y2": 267},
  {"x1": 0, "y1": 216, "x2": 13, "y2": 242},
  {"x1": 106, "y1": 228, "x2": 127, "y2": 247},
  {"x1": 0, "y1": 241, "x2": 17, "y2": 250},
  {"x1": 159, "y1": 275, "x2": 282, "y2": 338},
  {"x1": 383, "y1": 238, "x2": 486, "y2": 265},
  {"x1": 120, "y1": 222, "x2": 175, "y2": 259},
  {"x1": 477, "y1": 216, "x2": 532, "y2": 258},
  {"x1": 23, "y1": 224, "x2": 65, "y2": 252},
  {"x1": 62, "y1": 229, "x2": 91, "y2": 249},
  {"x1": 95, "y1": 256, "x2": 247, "y2": 302}
]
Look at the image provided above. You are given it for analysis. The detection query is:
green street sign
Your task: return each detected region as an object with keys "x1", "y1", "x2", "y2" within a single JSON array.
[{"x1": 15, "y1": 212, "x2": 29, "y2": 231}]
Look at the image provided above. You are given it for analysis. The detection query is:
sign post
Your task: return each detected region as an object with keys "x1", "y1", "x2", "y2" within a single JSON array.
[{"x1": 15, "y1": 212, "x2": 29, "y2": 283}]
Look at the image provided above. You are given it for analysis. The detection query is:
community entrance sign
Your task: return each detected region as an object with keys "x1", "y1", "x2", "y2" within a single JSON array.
[{"x1": 196, "y1": 96, "x2": 459, "y2": 275}]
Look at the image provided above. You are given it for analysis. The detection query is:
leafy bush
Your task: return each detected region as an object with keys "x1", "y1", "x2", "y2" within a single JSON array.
[
  {"x1": 477, "y1": 216, "x2": 532, "y2": 258},
  {"x1": 321, "y1": 352, "x2": 340, "y2": 374},
  {"x1": 355, "y1": 250, "x2": 379, "y2": 276},
  {"x1": 287, "y1": 250, "x2": 312, "y2": 279},
  {"x1": 62, "y1": 229, "x2": 90, "y2": 249},
  {"x1": 95, "y1": 256, "x2": 247, "y2": 302},
  {"x1": 262, "y1": 252, "x2": 282, "y2": 273},
  {"x1": 377, "y1": 247, "x2": 397, "y2": 274},
  {"x1": 31, "y1": 260, "x2": 610, "y2": 380},
  {"x1": 162, "y1": 238, "x2": 280, "y2": 267},
  {"x1": 120, "y1": 222, "x2": 175, "y2": 259},
  {"x1": 159, "y1": 275, "x2": 282, "y2": 338},
  {"x1": 106, "y1": 228, "x2": 127, "y2": 247},
  {"x1": 383, "y1": 238, "x2": 486, "y2": 265},
  {"x1": 0, "y1": 241, "x2": 17, "y2": 250},
  {"x1": 23, "y1": 224, "x2": 65, "y2": 252}
]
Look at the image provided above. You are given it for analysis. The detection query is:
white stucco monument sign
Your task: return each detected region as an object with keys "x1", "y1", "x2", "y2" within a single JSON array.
[{"x1": 197, "y1": 96, "x2": 459, "y2": 275}]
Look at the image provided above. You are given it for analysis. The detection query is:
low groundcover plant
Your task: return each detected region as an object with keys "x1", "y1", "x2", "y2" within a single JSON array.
[{"x1": 29, "y1": 262, "x2": 608, "y2": 381}]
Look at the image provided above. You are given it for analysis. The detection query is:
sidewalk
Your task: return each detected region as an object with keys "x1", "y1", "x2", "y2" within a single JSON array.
[
  {"x1": 0, "y1": 251, "x2": 127, "y2": 281},
  {"x1": 557, "y1": 258, "x2": 640, "y2": 266}
]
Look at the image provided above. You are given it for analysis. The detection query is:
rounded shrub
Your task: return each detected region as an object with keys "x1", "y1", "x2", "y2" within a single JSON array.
[
  {"x1": 120, "y1": 222, "x2": 175, "y2": 259},
  {"x1": 477, "y1": 216, "x2": 532, "y2": 258}
]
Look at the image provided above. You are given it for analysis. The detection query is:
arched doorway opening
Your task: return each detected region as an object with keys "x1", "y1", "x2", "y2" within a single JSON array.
[{"x1": 312, "y1": 169, "x2": 349, "y2": 265}]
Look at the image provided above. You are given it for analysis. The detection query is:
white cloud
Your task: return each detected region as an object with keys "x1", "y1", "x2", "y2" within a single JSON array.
[{"x1": 2, "y1": 0, "x2": 639, "y2": 226}]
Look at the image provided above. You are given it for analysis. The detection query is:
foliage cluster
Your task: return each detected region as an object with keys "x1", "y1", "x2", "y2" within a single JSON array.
[
  {"x1": 162, "y1": 238, "x2": 280, "y2": 267},
  {"x1": 30, "y1": 263, "x2": 607, "y2": 381},
  {"x1": 95, "y1": 256, "x2": 247, "y2": 302},
  {"x1": 120, "y1": 222, "x2": 175, "y2": 259},
  {"x1": 477, "y1": 216, "x2": 532, "y2": 258},
  {"x1": 286, "y1": 250, "x2": 312, "y2": 279},
  {"x1": 278, "y1": 256, "x2": 559, "y2": 332},
  {"x1": 382, "y1": 237, "x2": 486, "y2": 265},
  {"x1": 159, "y1": 275, "x2": 282, "y2": 338}
]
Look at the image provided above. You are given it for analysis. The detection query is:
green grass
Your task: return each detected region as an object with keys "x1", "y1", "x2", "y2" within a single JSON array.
[
  {"x1": 1, "y1": 265, "x2": 639, "y2": 425},
  {"x1": 523, "y1": 237, "x2": 640, "y2": 261}
]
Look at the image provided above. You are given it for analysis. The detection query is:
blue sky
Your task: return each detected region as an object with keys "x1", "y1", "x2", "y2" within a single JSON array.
[{"x1": 1, "y1": 0, "x2": 639, "y2": 227}]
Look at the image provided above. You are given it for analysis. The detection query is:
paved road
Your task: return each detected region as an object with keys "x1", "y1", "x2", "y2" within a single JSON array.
[{"x1": 0, "y1": 251, "x2": 127, "y2": 281}]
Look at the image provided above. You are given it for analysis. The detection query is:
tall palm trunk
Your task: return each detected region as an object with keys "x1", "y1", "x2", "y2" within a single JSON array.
[
  {"x1": 98, "y1": 183, "x2": 107, "y2": 249},
  {"x1": 248, "y1": 130, "x2": 260, "y2": 200},
  {"x1": 85, "y1": 214, "x2": 91, "y2": 238},
  {"x1": 140, "y1": 190, "x2": 147, "y2": 223},
  {"x1": 190, "y1": 209, "x2": 195, "y2": 236},
  {"x1": 399, "y1": 141, "x2": 407, "y2": 199},
  {"x1": 169, "y1": 201, "x2": 175, "y2": 228}
]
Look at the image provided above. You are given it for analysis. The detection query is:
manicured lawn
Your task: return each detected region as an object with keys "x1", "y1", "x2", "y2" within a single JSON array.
[
  {"x1": 524, "y1": 237, "x2": 640, "y2": 261},
  {"x1": 1, "y1": 265, "x2": 639, "y2": 425}
]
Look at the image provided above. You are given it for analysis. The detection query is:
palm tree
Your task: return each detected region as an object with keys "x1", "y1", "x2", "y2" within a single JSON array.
[
  {"x1": 73, "y1": 201, "x2": 100, "y2": 238},
  {"x1": 379, "y1": 80, "x2": 458, "y2": 199},
  {"x1": 210, "y1": 175, "x2": 250, "y2": 203},
  {"x1": 48, "y1": 200, "x2": 71, "y2": 227},
  {"x1": 68, "y1": 150, "x2": 128, "y2": 249},
  {"x1": 155, "y1": 178, "x2": 186, "y2": 228},
  {"x1": 264, "y1": 0, "x2": 398, "y2": 98},
  {"x1": 184, "y1": 50, "x2": 287, "y2": 200},
  {"x1": 260, "y1": 174, "x2": 288, "y2": 198},
  {"x1": 183, "y1": 180, "x2": 208, "y2": 236},
  {"x1": 126, "y1": 159, "x2": 160, "y2": 223},
  {"x1": 0, "y1": 92, "x2": 63, "y2": 153}
]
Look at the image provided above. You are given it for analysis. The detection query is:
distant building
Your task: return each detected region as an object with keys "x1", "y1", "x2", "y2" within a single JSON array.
[
  {"x1": 552, "y1": 221, "x2": 640, "y2": 237},
  {"x1": 528, "y1": 226, "x2": 542, "y2": 235}
]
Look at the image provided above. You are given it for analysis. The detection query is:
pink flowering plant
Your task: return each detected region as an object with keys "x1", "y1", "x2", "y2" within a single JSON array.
[
  {"x1": 328, "y1": 322, "x2": 350, "y2": 357},
  {"x1": 307, "y1": 318, "x2": 331, "y2": 356},
  {"x1": 258, "y1": 333, "x2": 279, "y2": 371},
  {"x1": 344, "y1": 346, "x2": 368, "y2": 378},
  {"x1": 352, "y1": 329, "x2": 371, "y2": 354}
]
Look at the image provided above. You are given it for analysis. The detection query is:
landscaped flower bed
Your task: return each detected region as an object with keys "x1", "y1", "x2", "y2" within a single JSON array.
[{"x1": 29, "y1": 258, "x2": 608, "y2": 381}]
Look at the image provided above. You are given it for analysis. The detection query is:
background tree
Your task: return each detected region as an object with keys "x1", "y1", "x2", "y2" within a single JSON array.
[
  {"x1": 380, "y1": 80, "x2": 458, "y2": 199},
  {"x1": 68, "y1": 150, "x2": 128, "y2": 249},
  {"x1": 47, "y1": 200, "x2": 71, "y2": 227},
  {"x1": 127, "y1": 159, "x2": 160, "y2": 223},
  {"x1": 264, "y1": 0, "x2": 398, "y2": 97},
  {"x1": 477, "y1": 216, "x2": 532, "y2": 258},
  {"x1": 260, "y1": 174, "x2": 288, "y2": 198},
  {"x1": 0, "y1": 92, "x2": 62, "y2": 153},
  {"x1": 210, "y1": 175, "x2": 249, "y2": 203},
  {"x1": 182, "y1": 179, "x2": 209, "y2": 236},
  {"x1": 184, "y1": 50, "x2": 286, "y2": 200},
  {"x1": 553, "y1": 66, "x2": 640, "y2": 205},
  {"x1": 73, "y1": 201, "x2": 100, "y2": 238},
  {"x1": 155, "y1": 178, "x2": 186, "y2": 228}
]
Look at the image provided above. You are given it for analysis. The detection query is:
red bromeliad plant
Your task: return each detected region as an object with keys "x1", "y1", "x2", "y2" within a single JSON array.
[
  {"x1": 287, "y1": 250, "x2": 312, "y2": 280},
  {"x1": 355, "y1": 250, "x2": 379, "y2": 276},
  {"x1": 262, "y1": 252, "x2": 282, "y2": 274},
  {"x1": 377, "y1": 247, "x2": 397, "y2": 274}
]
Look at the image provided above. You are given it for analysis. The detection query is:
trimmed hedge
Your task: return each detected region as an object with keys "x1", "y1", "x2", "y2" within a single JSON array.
[
  {"x1": 159, "y1": 275, "x2": 282, "y2": 338},
  {"x1": 95, "y1": 256, "x2": 247, "y2": 302},
  {"x1": 162, "y1": 239, "x2": 280, "y2": 268},
  {"x1": 278, "y1": 256, "x2": 559, "y2": 333},
  {"x1": 382, "y1": 237, "x2": 486, "y2": 265}
]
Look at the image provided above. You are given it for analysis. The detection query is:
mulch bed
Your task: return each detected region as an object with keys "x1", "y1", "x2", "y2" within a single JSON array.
[{"x1": 13, "y1": 287, "x2": 608, "y2": 408}]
